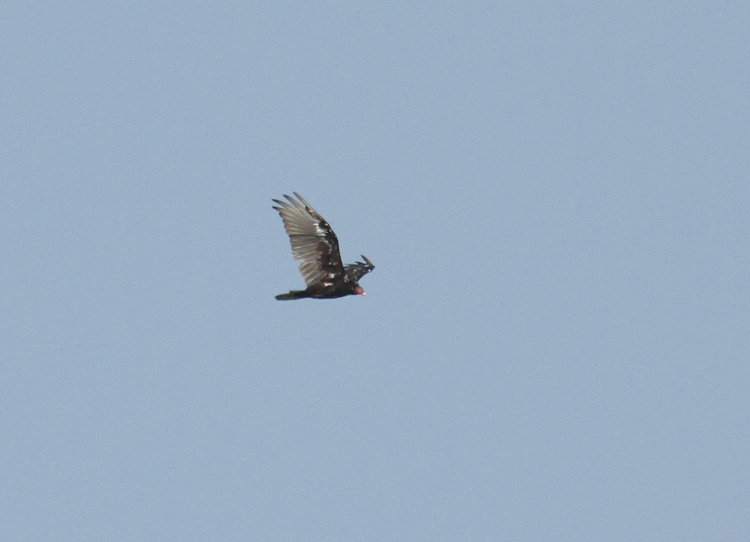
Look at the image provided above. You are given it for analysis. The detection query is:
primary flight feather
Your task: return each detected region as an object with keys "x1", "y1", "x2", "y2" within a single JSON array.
[{"x1": 272, "y1": 192, "x2": 375, "y2": 300}]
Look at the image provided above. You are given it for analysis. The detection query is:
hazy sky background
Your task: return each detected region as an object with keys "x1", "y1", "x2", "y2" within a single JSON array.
[{"x1": 3, "y1": 3, "x2": 749, "y2": 540}]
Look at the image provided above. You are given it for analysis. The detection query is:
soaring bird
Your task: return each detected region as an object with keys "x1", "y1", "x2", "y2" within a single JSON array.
[{"x1": 272, "y1": 192, "x2": 375, "y2": 300}]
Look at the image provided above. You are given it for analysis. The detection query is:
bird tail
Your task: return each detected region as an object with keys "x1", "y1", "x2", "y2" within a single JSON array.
[{"x1": 275, "y1": 290, "x2": 309, "y2": 300}]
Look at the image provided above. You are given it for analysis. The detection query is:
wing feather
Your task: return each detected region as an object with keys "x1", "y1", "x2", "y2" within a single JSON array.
[
  {"x1": 345, "y1": 255, "x2": 375, "y2": 281},
  {"x1": 272, "y1": 193, "x2": 345, "y2": 286}
]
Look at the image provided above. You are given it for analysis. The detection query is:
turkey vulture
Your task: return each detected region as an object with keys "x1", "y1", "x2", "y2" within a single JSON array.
[{"x1": 272, "y1": 192, "x2": 375, "y2": 300}]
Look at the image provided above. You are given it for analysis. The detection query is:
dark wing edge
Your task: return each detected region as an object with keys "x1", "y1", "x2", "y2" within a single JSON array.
[{"x1": 345, "y1": 254, "x2": 375, "y2": 281}]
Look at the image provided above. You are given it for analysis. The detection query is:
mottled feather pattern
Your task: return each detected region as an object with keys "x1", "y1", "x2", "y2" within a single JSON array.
[{"x1": 345, "y1": 255, "x2": 375, "y2": 281}]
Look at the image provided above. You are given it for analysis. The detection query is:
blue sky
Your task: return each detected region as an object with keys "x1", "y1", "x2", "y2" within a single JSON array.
[{"x1": 2, "y1": 3, "x2": 749, "y2": 540}]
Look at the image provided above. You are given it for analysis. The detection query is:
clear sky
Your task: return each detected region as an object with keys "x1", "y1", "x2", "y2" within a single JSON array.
[{"x1": 2, "y1": 3, "x2": 749, "y2": 541}]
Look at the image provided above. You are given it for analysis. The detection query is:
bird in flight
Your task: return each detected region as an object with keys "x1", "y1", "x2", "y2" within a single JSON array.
[{"x1": 272, "y1": 192, "x2": 375, "y2": 300}]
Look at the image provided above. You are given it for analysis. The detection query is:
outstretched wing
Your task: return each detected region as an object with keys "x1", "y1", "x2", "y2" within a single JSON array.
[
  {"x1": 272, "y1": 192, "x2": 345, "y2": 287},
  {"x1": 345, "y1": 255, "x2": 375, "y2": 281}
]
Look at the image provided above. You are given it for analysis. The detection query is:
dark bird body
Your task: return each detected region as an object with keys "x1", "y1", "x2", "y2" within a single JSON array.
[{"x1": 272, "y1": 193, "x2": 374, "y2": 300}]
